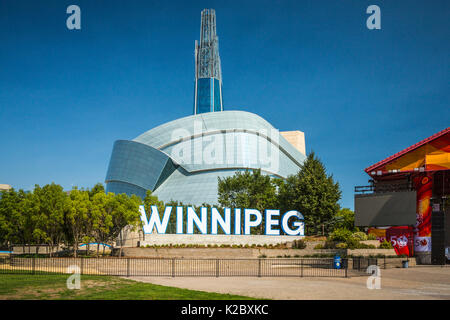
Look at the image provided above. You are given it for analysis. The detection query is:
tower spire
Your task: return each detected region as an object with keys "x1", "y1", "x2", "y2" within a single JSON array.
[{"x1": 194, "y1": 9, "x2": 223, "y2": 114}]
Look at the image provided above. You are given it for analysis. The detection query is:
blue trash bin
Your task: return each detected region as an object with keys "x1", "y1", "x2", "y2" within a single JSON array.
[{"x1": 333, "y1": 255, "x2": 342, "y2": 269}]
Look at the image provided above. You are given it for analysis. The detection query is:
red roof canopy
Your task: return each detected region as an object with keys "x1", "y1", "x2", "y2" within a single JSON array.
[{"x1": 365, "y1": 127, "x2": 450, "y2": 175}]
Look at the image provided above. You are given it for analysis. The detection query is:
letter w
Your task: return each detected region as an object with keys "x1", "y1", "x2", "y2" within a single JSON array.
[{"x1": 140, "y1": 205, "x2": 172, "y2": 234}]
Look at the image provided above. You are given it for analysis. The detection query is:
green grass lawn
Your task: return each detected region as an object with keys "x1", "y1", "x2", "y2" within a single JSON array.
[{"x1": 0, "y1": 274, "x2": 256, "y2": 300}]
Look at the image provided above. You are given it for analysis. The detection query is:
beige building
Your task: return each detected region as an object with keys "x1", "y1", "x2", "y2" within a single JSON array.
[
  {"x1": 280, "y1": 131, "x2": 306, "y2": 155},
  {"x1": 0, "y1": 184, "x2": 11, "y2": 192}
]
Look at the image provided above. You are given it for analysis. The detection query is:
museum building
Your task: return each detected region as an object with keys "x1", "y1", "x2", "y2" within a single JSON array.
[{"x1": 105, "y1": 9, "x2": 306, "y2": 206}]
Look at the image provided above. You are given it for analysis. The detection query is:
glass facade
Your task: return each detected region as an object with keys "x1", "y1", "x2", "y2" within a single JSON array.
[
  {"x1": 195, "y1": 78, "x2": 223, "y2": 114},
  {"x1": 105, "y1": 111, "x2": 306, "y2": 205},
  {"x1": 213, "y1": 78, "x2": 222, "y2": 112},
  {"x1": 105, "y1": 140, "x2": 177, "y2": 192},
  {"x1": 197, "y1": 78, "x2": 212, "y2": 114},
  {"x1": 106, "y1": 181, "x2": 147, "y2": 200}
]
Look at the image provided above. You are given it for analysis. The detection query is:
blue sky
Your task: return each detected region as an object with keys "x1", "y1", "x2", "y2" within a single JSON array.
[{"x1": 0, "y1": 0, "x2": 449, "y2": 209}]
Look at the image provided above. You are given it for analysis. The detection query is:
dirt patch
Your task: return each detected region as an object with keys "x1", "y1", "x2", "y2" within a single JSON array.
[{"x1": 0, "y1": 277, "x2": 125, "y2": 300}]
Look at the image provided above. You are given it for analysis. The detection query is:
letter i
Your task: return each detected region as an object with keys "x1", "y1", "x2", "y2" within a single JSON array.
[
  {"x1": 177, "y1": 207, "x2": 183, "y2": 233},
  {"x1": 234, "y1": 208, "x2": 241, "y2": 235}
]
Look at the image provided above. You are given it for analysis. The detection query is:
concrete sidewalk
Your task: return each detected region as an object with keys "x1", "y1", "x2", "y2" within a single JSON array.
[{"x1": 129, "y1": 266, "x2": 450, "y2": 300}]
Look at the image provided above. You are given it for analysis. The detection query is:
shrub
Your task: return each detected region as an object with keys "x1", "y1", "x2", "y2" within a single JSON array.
[
  {"x1": 324, "y1": 240, "x2": 337, "y2": 249},
  {"x1": 379, "y1": 240, "x2": 393, "y2": 249},
  {"x1": 314, "y1": 244, "x2": 324, "y2": 250},
  {"x1": 367, "y1": 233, "x2": 377, "y2": 240},
  {"x1": 345, "y1": 238, "x2": 377, "y2": 249},
  {"x1": 351, "y1": 232, "x2": 368, "y2": 241},
  {"x1": 329, "y1": 228, "x2": 353, "y2": 242},
  {"x1": 292, "y1": 239, "x2": 307, "y2": 249},
  {"x1": 336, "y1": 242, "x2": 348, "y2": 249},
  {"x1": 345, "y1": 237, "x2": 360, "y2": 249}
]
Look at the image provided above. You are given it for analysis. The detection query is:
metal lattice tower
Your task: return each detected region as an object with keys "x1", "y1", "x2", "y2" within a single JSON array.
[{"x1": 194, "y1": 9, "x2": 224, "y2": 114}]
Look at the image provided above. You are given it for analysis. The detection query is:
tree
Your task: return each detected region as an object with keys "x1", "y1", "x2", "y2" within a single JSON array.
[
  {"x1": 0, "y1": 188, "x2": 39, "y2": 252},
  {"x1": 218, "y1": 169, "x2": 277, "y2": 234},
  {"x1": 89, "y1": 183, "x2": 105, "y2": 200},
  {"x1": 66, "y1": 188, "x2": 91, "y2": 257},
  {"x1": 0, "y1": 191, "x2": 8, "y2": 247},
  {"x1": 330, "y1": 208, "x2": 358, "y2": 232},
  {"x1": 109, "y1": 193, "x2": 142, "y2": 257},
  {"x1": 90, "y1": 192, "x2": 115, "y2": 257},
  {"x1": 277, "y1": 152, "x2": 341, "y2": 235},
  {"x1": 83, "y1": 183, "x2": 106, "y2": 253},
  {"x1": 33, "y1": 183, "x2": 69, "y2": 257}
]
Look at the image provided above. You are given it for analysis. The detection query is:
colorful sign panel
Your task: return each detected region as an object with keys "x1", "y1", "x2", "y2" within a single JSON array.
[
  {"x1": 414, "y1": 174, "x2": 432, "y2": 252},
  {"x1": 386, "y1": 226, "x2": 414, "y2": 256},
  {"x1": 369, "y1": 226, "x2": 414, "y2": 256}
]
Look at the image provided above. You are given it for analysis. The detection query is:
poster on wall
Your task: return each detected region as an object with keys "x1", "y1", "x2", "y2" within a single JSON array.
[
  {"x1": 368, "y1": 227, "x2": 387, "y2": 242},
  {"x1": 369, "y1": 226, "x2": 414, "y2": 257},
  {"x1": 386, "y1": 226, "x2": 414, "y2": 256}
]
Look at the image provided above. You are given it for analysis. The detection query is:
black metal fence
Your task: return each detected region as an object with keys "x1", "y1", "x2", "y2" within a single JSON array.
[
  {"x1": 0, "y1": 256, "x2": 348, "y2": 278},
  {"x1": 355, "y1": 182, "x2": 413, "y2": 194},
  {"x1": 352, "y1": 256, "x2": 378, "y2": 271}
]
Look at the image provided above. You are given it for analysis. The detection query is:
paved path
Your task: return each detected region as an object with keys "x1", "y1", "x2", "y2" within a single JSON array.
[{"x1": 129, "y1": 266, "x2": 450, "y2": 300}]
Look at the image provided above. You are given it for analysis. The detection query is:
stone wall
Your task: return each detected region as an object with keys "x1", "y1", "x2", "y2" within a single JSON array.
[
  {"x1": 139, "y1": 234, "x2": 305, "y2": 246},
  {"x1": 119, "y1": 246, "x2": 398, "y2": 259},
  {"x1": 120, "y1": 247, "x2": 345, "y2": 258},
  {"x1": 348, "y1": 248, "x2": 396, "y2": 256}
]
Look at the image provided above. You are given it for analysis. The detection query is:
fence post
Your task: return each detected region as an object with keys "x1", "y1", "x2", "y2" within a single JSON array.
[
  {"x1": 172, "y1": 258, "x2": 175, "y2": 277},
  {"x1": 301, "y1": 259, "x2": 303, "y2": 277},
  {"x1": 345, "y1": 258, "x2": 348, "y2": 278},
  {"x1": 80, "y1": 257, "x2": 84, "y2": 275},
  {"x1": 126, "y1": 258, "x2": 130, "y2": 277},
  {"x1": 384, "y1": 255, "x2": 386, "y2": 269},
  {"x1": 32, "y1": 256, "x2": 35, "y2": 275},
  {"x1": 258, "y1": 259, "x2": 261, "y2": 278},
  {"x1": 216, "y1": 259, "x2": 219, "y2": 277}
]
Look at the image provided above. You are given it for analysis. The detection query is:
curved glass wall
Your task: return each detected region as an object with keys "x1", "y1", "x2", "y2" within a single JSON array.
[{"x1": 105, "y1": 111, "x2": 306, "y2": 205}]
